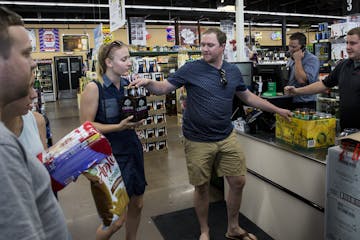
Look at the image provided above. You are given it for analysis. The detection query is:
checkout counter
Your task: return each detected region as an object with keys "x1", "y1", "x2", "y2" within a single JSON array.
[
  {"x1": 225, "y1": 130, "x2": 327, "y2": 240},
  {"x1": 228, "y1": 62, "x2": 328, "y2": 240}
]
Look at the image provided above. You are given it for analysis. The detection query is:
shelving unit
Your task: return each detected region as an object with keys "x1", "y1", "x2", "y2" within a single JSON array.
[
  {"x1": 130, "y1": 56, "x2": 168, "y2": 153},
  {"x1": 136, "y1": 95, "x2": 168, "y2": 152}
]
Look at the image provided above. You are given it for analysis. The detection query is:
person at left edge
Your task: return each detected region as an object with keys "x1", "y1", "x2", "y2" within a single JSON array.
[{"x1": 0, "y1": 6, "x2": 70, "y2": 240}]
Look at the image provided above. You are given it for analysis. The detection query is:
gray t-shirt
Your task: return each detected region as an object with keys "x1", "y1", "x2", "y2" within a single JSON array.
[{"x1": 0, "y1": 122, "x2": 70, "y2": 240}]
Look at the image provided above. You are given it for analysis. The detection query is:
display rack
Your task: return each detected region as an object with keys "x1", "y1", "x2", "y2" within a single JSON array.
[
  {"x1": 131, "y1": 56, "x2": 168, "y2": 153},
  {"x1": 136, "y1": 95, "x2": 168, "y2": 152}
]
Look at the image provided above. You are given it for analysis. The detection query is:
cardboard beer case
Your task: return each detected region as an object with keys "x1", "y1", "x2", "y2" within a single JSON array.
[{"x1": 275, "y1": 114, "x2": 336, "y2": 148}]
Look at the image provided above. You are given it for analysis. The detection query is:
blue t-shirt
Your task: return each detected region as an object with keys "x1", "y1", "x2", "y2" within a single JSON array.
[
  {"x1": 168, "y1": 59, "x2": 247, "y2": 142},
  {"x1": 286, "y1": 50, "x2": 320, "y2": 103}
]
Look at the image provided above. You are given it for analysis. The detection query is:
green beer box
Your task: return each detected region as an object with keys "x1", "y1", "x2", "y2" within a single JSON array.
[{"x1": 275, "y1": 114, "x2": 336, "y2": 148}]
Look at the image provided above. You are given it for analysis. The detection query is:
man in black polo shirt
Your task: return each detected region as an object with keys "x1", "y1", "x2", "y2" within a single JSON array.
[{"x1": 285, "y1": 27, "x2": 360, "y2": 131}]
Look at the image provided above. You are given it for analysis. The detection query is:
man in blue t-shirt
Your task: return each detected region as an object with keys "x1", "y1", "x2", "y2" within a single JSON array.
[{"x1": 131, "y1": 28, "x2": 291, "y2": 240}]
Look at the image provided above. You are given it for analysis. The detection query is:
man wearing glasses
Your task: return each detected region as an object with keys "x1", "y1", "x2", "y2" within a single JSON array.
[{"x1": 131, "y1": 28, "x2": 291, "y2": 240}]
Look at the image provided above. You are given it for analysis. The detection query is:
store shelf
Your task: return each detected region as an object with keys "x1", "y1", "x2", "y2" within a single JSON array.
[
  {"x1": 130, "y1": 50, "x2": 201, "y2": 57},
  {"x1": 137, "y1": 122, "x2": 166, "y2": 130},
  {"x1": 140, "y1": 135, "x2": 167, "y2": 144},
  {"x1": 148, "y1": 109, "x2": 166, "y2": 115},
  {"x1": 317, "y1": 96, "x2": 339, "y2": 102}
]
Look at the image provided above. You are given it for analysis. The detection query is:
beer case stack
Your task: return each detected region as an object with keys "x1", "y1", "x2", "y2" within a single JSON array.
[
  {"x1": 132, "y1": 57, "x2": 167, "y2": 152},
  {"x1": 275, "y1": 113, "x2": 336, "y2": 148}
]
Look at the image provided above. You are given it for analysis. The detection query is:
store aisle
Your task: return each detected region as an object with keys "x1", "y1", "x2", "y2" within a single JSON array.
[{"x1": 46, "y1": 99, "x2": 223, "y2": 240}]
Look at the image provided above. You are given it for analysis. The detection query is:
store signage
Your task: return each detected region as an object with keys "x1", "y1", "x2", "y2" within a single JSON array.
[
  {"x1": 166, "y1": 26, "x2": 175, "y2": 42},
  {"x1": 179, "y1": 26, "x2": 198, "y2": 46},
  {"x1": 27, "y1": 29, "x2": 37, "y2": 52},
  {"x1": 93, "y1": 24, "x2": 103, "y2": 54},
  {"x1": 220, "y1": 20, "x2": 235, "y2": 62},
  {"x1": 129, "y1": 17, "x2": 146, "y2": 46},
  {"x1": 39, "y1": 28, "x2": 59, "y2": 52},
  {"x1": 109, "y1": 0, "x2": 126, "y2": 32},
  {"x1": 345, "y1": 0, "x2": 359, "y2": 15},
  {"x1": 62, "y1": 34, "x2": 89, "y2": 52},
  {"x1": 270, "y1": 31, "x2": 282, "y2": 41}
]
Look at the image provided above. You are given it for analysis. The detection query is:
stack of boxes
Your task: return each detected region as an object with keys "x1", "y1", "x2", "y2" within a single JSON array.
[{"x1": 326, "y1": 136, "x2": 360, "y2": 240}]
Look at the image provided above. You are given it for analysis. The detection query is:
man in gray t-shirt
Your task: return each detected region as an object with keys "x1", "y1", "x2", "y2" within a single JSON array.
[{"x1": 0, "y1": 6, "x2": 70, "y2": 239}]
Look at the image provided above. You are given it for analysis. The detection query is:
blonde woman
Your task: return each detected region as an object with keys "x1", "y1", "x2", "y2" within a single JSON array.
[{"x1": 80, "y1": 41, "x2": 146, "y2": 240}]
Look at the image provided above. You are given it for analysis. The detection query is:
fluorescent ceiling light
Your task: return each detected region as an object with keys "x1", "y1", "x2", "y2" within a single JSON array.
[
  {"x1": 217, "y1": 5, "x2": 236, "y2": 12},
  {"x1": 23, "y1": 18, "x2": 109, "y2": 22},
  {"x1": 0, "y1": 1, "x2": 107, "y2": 7},
  {"x1": 0, "y1": 1, "x2": 347, "y2": 20},
  {"x1": 22, "y1": 17, "x2": 300, "y2": 28}
]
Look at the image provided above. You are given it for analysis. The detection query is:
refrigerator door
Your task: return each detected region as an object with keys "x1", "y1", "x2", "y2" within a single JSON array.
[
  {"x1": 36, "y1": 59, "x2": 55, "y2": 102},
  {"x1": 55, "y1": 56, "x2": 83, "y2": 99}
]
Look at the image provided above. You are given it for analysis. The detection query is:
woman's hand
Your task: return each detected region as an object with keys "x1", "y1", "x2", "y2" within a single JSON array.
[{"x1": 117, "y1": 115, "x2": 145, "y2": 131}]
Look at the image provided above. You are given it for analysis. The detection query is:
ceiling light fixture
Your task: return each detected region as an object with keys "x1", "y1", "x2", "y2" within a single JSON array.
[
  {"x1": 0, "y1": 1, "x2": 107, "y2": 7},
  {"x1": 0, "y1": 1, "x2": 347, "y2": 20},
  {"x1": 22, "y1": 17, "x2": 300, "y2": 28}
]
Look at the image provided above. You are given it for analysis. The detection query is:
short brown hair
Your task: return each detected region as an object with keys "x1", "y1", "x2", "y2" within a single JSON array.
[
  {"x1": 348, "y1": 27, "x2": 360, "y2": 38},
  {"x1": 202, "y1": 28, "x2": 227, "y2": 45},
  {"x1": 0, "y1": 6, "x2": 23, "y2": 59},
  {"x1": 289, "y1": 32, "x2": 306, "y2": 47}
]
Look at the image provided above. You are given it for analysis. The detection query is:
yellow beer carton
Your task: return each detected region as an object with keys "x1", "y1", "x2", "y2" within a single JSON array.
[{"x1": 275, "y1": 114, "x2": 336, "y2": 148}]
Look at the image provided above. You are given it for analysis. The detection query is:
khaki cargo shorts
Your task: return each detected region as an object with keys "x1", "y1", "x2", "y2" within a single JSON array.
[{"x1": 184, "y1": 131, "x2": 246, "y2": 186}]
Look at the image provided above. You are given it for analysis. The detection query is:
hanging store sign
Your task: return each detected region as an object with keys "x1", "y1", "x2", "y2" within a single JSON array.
[
  {"x1": 109, "y1": 0, "x2": 126, "y2": 32},
  {"x1": 179, "y1": 26, "x2": 198, "y2": 46},
  {"x1": 93, "y1": 23, "x2": 103, "y2": 54},
  {"x1": 166, "y1": 26, "x2": 175, "y2": 42},
  {"x1": 39, "y1": 28, "x2": 59, "y2": 52},
  {"x1": 129, "y1": 17, "x2": 146, "y2": 46},
  {"x1": 27, "y1": 29, "x2": 37, "y2": 52},
  {"x1": 102, "y1": 27, "x2": 113, "y2": 44},
  {"x1": 345, "y1": 0, "x2": 359, "y2": 15},
  {"x1": 220, "y1": 20, "x2": 235, "y2": 62}
]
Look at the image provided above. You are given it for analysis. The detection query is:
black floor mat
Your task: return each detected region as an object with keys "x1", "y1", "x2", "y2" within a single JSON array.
[{"x1": 152, "y1": 201, "x2": 274, "y2": 240}]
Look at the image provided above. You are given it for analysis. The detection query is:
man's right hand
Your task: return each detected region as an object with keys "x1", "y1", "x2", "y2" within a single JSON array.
[
  {"x1": 128, "y1": 78, "x2": 151, "y2": 88},
  {"x1": 284, "y1": 86, "x2": 297, "y2": 96}
]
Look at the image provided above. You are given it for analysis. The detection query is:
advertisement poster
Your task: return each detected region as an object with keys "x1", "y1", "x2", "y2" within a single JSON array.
[
  {"x1": 220, "y1": 20, "x2": 235, "y2": 62},
  {"x1": 166, "y1": 26, "x2": 175, "y2": 42},
  {"x1": 179, "y1": 26, "x2": 198, "y2": 46},
  {"x1": 109, "y1": 0, "x2": 126, "y2": 32},
  {"x1": 129, "y1": 17, "x2": 146, "y2": 46},
  {"x1": 39, "y1": 28, "x2": 59, "y2": 52},
  {"x1": 27, "y1": 29, "x2": 37, "y2": 52},
  {"x1": 93, "y1": 23, "x2": 103, "y2": 53},
  {"x1": 102, "y1": 26, "x2": 113, "y2": 44}
]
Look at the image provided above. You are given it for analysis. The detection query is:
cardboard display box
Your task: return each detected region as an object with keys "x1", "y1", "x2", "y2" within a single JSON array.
[
  {"x1": 275, "y1": 114, "x2": 336, "y2": 148},
  {"x1": 325, "y1": 146, "x2": 360, "y2": 240}
]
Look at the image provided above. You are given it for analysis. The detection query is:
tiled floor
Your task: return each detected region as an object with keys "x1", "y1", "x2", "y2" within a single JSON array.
[{"x1": 46, "y1": 98, "x2": 223, "y2": 240}]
